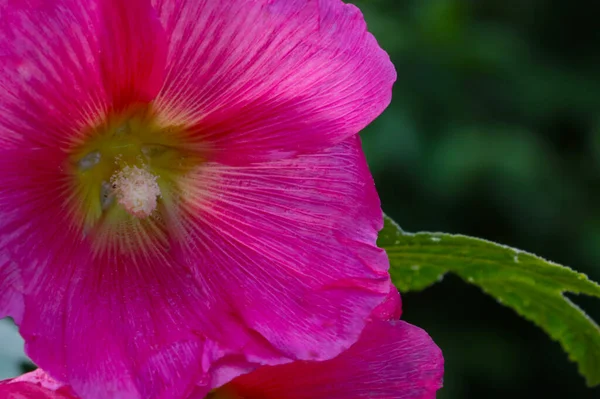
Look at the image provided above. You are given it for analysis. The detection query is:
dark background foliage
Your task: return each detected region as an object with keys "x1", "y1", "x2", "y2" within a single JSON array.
[
  {"x1": 1, "y1": 1, "x2": 599, "y2": 398},
  {"x1": 352, "y1": 0, "x2": 600, "y2": 397}
]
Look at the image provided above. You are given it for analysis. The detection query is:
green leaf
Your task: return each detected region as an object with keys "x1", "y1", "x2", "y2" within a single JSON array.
[{"x1": 379, "y1": 215, "x2": 600, "y2": 387}]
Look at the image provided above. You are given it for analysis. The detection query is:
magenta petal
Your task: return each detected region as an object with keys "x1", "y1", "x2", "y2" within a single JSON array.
[
  {"x1": 7, "y1": 370, "x2": 67, "y2": 393},
  {"x1": 371, "y1": 280, "x2": 402, "y2": 321},
  {"x1": 18, "y1": 235, "x2": 210, "y2": 399},
  {"x1": 221, "y1": 320, "x2": 444, "y2": 399},
  {"x1": 99, "y1": 0, "x2": 167, "y2": 109},
  {"x1": 0, "y1": 369, "x2": 78, "y2": 399},
  {"x1": 174, "y1": 135, "x2": 390, "y2": 364},
  {"x1": 153, "y1": 0, "x2": 396, "y2": 164},
  {"x1": 0, "y1": 0, "x2": 166, "y2": 150},
  {"x1": 0, "y1": 0, "x2": 108, "y2": 148},
  {"x1": 0, "y1": 382, "x2": 75, "y2": 399}
]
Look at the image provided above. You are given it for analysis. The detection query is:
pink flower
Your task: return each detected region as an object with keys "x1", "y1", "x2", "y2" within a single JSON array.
[
  {"x1": 0, "y1": 0, "x2": 395, "y2": 398},
  {"x1": 0, "y1": 369, "x2": 78, "y2": 399}
]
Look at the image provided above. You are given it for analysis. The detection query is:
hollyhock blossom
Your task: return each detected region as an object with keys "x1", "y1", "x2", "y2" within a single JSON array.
[
  {"x1": 0, "y1": 369, "x2": 78, "y2": 399},
  {"x1": 0, "y1": 0, "x2": 395, "y2": 398}
]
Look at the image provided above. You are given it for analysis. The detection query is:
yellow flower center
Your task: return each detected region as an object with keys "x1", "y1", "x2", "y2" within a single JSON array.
[{"x1": 66, "y1": 106, "x2": 199, "y2": 253}]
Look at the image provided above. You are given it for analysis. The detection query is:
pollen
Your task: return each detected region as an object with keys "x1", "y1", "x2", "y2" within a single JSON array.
[{"x1": 110, "y1": 165, "x2": 161, "y2": 218}]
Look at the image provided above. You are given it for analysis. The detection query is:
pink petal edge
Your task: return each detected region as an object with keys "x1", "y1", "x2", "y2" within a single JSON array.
[
  {"x1": 152, "y1": 0, "x2": 396, "y2": 164},
  {"x1": 0, "y1": 369, "x2": 77, "y2": 399},
  {"x1": 207, "y1": 320, "x2": 444, "y2": 399}
]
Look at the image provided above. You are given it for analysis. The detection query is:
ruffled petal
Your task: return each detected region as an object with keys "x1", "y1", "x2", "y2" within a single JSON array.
[
  {"x1": 371, "y1": 280, "x2": 402, "y2": 321},
  {"x1": 0, "y1": 369, "x2": 78, "y2": 399},
  {"x1": 0, "y1": 381, "x2": 75, "y2": 399},
  {"x1": 7, "y1": 369, "x2": 68, "y2": 392},
  {"x1": 213, "y1": 320, "x2": 444, "y2": 399},
  {"x1": 172, "y1": 135, "x2": 389, "y2": 363},
  {"x1": 152, "y1": 0, "x2": 396, "y2": 164},
  {"x1": 0, "y1": 0, "x2": 166, "y2": 149}
]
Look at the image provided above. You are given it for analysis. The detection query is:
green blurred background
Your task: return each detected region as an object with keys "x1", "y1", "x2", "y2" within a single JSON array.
[
  {"x1": 1, "y1": 0, "x2": 600, "y2": 397},
  {"x1": 353, "y1": 0, "x2": 600, "y2": 398}
]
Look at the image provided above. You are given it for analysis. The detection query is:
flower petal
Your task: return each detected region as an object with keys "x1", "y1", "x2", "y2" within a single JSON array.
[
  {"x1": 8, "y1": 369, "x2": 67, "y2": 392},
  {"x1": 371, "y1": 280, "x2": 402, "y2": 321},
  {"x1": 0, "y1": 381, "x2": 75, "y2": 399},
  {"x1": 152, "y1": 0, "x2": 396, "y2": 164},
  {"x1": 0, "y1": 0, "x2": 166, "y2": 149},
  {"x1": 172, "y1": 135, "x2": 389, "y2": 363},
  {"x1": 99, "y1": 0, "x2": 167, "y2": 110},
  {"x1": 0, "y1": 0, "x2": 106, "y2": 148},
  {"x1": 0, "y1": 369, "x2": 78, "y2": 399},
  {"x1": 214, "y1": 320, "x2": 444, "y2": 399}
]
